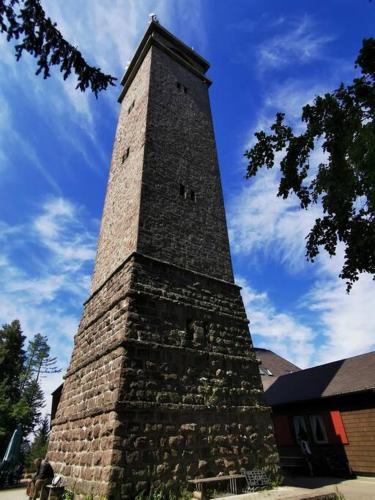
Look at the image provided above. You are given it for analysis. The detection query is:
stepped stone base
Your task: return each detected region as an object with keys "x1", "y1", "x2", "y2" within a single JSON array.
[{"x1": 48, "y1": 253, "x2": 279, "y2": 498}]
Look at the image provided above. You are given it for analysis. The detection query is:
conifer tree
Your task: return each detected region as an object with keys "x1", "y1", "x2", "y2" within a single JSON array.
[
  {"x1": 0, "y1": 322, "x2": 57, "y2": 455},
  {"x1": 22, "y1": 333, "x2": 61, "y2": 386},
  {"x1": 0, "y1": 0, "x2": 116, "y2": 96},
  {"x1": 0, "y1": 320, "x2": 25, "y2": 451}
]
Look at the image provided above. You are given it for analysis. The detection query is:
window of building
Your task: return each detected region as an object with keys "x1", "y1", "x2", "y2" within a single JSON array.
[
  {"x1": 309, "y1": 415, "x2": 328, "y2": 444},
  {"x1": 293, "y1": 416, "x2": 308, "y2": 441},
  {"x1": 186, "y1": 319, "x2": 194, "y2": 345},
  {"x1": 176, "y1": 82, "x2": 188, "y2": 94},
  {"x1": 122, "y1": 147, "x2": 130, "y2": 163},
  {"x1": 259, "y1": 364, "x2": 273, "y2": 376},
  {"x1": 128, "y1": 100, "x2": 135, "y2": 114},
  {"x1": 190, "y1": 190, "x2": 196, "y2": 202},
  {"x1": 179, "y1": 184, "x2": 186, "y2": 197},
  {"x1": 203, "y1": 323, "x2": 209, "y2": 344}
]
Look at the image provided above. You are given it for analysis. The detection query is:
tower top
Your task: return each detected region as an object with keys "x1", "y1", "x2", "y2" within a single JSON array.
[
  {"x1": 148, "y1": 13, "x2": 159, "y2": 24},
  {"x1": 118, "y1": 20, "x2": 211, "y2": 102}
]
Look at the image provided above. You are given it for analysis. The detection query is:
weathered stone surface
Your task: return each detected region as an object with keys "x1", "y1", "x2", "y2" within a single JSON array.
[
  {"x1": 48, "y1": 253, "x2": 278, "y2": 497},
  {"x1": 47, "y1": 21, "x2": 278, "y2": 499},
  {"x1": 91, "y1": 24, "x2": 234, "y2": 293}
]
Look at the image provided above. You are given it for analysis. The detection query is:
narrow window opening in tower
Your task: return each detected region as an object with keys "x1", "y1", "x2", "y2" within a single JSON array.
[
  {"x1": 190, "y1": 190, "x2": 196, "y2": 202},
  {"x1": 200, "y1": 322, "x2": 208, "y2": 347},
  {"x1": 176, "y1": 82, "x2": 181, "y2": 90},
  {"x1": 179, "y1": 184, "x2": 186, "y2": 197},
  {"x1": 122, "y1": 147, "x2": 130, "y2": 163},
  {"x1": 186, "y1": 320, "x2": 194, "y2": 345},
  {"x1": 183, "y1": 86, "x2": 188, "y2": 94},
  {"x1": 204, "y1": 322, "x2": 209, "y2": 337},
  {"x1": 128, "y1": 100, "x2": 135, "y2": 114}
]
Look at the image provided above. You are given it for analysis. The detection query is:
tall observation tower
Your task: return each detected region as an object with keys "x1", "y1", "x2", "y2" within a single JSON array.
[{"x1": 47, "y1": 19, "x2": 278, "y2": 499}]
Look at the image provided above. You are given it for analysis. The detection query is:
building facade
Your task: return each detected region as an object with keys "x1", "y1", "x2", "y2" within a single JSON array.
[
  {"x1": 47, "y1": 21, "x2": 278, "y2": 498},
  {"x1": 257, "y1": 350, "x2": 375, "y2": 476}
]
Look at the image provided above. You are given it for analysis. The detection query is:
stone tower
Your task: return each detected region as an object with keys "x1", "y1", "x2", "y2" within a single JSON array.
[{"x1": 48, "y1": 20, "x2": 278, "y2": 499}]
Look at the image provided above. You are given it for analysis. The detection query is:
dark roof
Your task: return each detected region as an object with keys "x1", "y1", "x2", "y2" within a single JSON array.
[
  {"x1": 51, "y1": 383, "x2": 63, "y2": 395},
  {"x1": 264, "y1": 351, "x2": 375, "y2": 406},
  {"x1": 255, "y1": 348, "x2": 301, "y2": 376},
  {"x1": 119, "y1": 20, "x2": 210, "y2": 103},
  {"x1": 254, "y1": 348, "x2": 301, "y2": 390},
  {"x1": 122, "y1": 20, "x2": 210, "y2": 85}
]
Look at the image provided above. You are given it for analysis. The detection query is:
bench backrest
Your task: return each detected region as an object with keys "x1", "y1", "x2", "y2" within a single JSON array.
[{"x1": 243, "y1": 469, "x2": 270, "y2": 489}]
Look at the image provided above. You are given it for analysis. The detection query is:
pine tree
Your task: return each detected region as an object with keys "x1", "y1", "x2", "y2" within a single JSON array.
[
  {"x1": 22, "y1": 333, "x2": 61, "y2": 386},
  {"x1": 0, "y1": 320, "x2": 25, "y2": 392},
  {"x1": 0, "y1": 322, "x2": 57, "y2": 455},
  {"x1": 0, "y1": 320, "x2": 26, "y2": 453},
  {"x1": 0, "y1": 0, "x2": 116, "y2": 96},
  {"x1": 12, "y1": 380, "x2": 45, "y2": 437}
]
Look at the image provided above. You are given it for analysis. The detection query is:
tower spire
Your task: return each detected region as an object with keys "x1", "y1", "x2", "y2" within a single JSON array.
[{"x1": 148, "y1": 13, "x2": 159, "y2": 24}]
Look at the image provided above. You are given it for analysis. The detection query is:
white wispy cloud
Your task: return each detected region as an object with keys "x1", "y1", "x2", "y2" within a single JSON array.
[
  {"x1": 0, "y1": 197, "x2": 97, "y2": 412},
  {"x1": 230, "y1": 168, "x2": 375, "y2": 366},
  {"x1": 0, "y1": 0, "x2": 206, "y2": 184},
  {"x1": 33, "y1": 198, "x2": 97, "y2": 270},
  {"x1": 173, "y1": 0, "x2": 207, "y2": 54},
  {"x1": 304, "y1": 246, "x2": 375, "y2": 364},
  {"x1": 231, "y1": 26, "x2": 375, "y2": 368},
  {"x1": 257, "y1": 15, "x2": 334, "y2": 72},
  {"x1": 229, "y1": 168, "x2": 321, "y2": 273},
  {"x1": 245, "y1": 79, "x2": 335, "y2": 152},
  {"x1": 0, "y1": 95, "x2": 12, "y2": 166},
  {"x1": 0, "y1": 197, "x2": 95, "y2": 329},
  {"x1": 238, "y1": 276, "x2": 316, "y2": 368},
  {"x1": 229, "y1": 149, "x2": 375, "y2": 368},
  {"x1": 0, "y1": 92, "x2": 62, "y2": 192}
]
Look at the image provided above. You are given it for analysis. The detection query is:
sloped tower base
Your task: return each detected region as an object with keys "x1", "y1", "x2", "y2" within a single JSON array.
[{"x1": 48, "y1": 253, "x2": 278, "y2": 498}]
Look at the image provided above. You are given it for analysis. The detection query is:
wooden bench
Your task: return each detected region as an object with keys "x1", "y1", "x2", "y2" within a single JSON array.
[
  {"x1": 188, "y1": 474, "x2": 245, "y2": 499},
  {"x1": 188, "y1": 469, "x2": 271, "y2": 499}
]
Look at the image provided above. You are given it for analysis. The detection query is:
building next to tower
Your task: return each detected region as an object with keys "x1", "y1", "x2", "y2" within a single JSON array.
[{"x1": 47, "y1": 19, "x2": 279, "y2": 499}]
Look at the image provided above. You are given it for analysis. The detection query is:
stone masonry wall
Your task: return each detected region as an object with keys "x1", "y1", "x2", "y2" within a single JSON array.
[
  {"x1": 92, "y1": 33, "x2": 234, "y2": 294},
  {"x1": 48, "y1": 257, "x2": 136, "y2": 497},
  {"x1": 138, "y1": 44, "x2": 234, "y2": 283},
  {"x1": 91, "y1": 49, "x2": 152, "y2": 293},
  {"x1": 48, "y1": 254, "x2": 278, "y2": 498}
]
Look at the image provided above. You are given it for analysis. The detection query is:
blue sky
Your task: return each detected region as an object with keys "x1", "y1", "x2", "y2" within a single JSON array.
[{"x1": 1, "y1": 0, "x2": 375, "y2": 406}]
